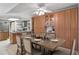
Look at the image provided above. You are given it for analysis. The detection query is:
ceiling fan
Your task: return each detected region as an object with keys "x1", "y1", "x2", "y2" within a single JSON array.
[{"x1": 33, "y1": 3, "x2": 51, "y2": 16}]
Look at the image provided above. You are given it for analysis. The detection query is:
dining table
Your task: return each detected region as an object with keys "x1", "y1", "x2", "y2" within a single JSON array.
[
  {"x1": 24, "y1": 37, "x2": 65, "y2": 54},
  {"x1": 32, "y1": 39, "x2": 65, "y2": 54}
]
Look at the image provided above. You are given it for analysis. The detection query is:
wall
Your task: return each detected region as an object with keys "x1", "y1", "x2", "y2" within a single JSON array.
[
  {"x1": 0, "y1": 20, "x2": 9, "y2": 41},
  {"x1": 0, "y1": 20, "x2": 9, "y2": 32}
]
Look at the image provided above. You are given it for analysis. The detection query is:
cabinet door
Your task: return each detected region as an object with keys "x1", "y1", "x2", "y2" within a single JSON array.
[
  {"x1": 54, "y1": 11, "x2": 65, "y2": 47},
  {"x1": 64, "y1": 9, "x2": 71, "y2": 49},
  {"x1": 0, "y1": 32, "x2": 1, "y2": 41},
  {"x1": 10, "y1": 33, "x2": 16, "y2": 44},
  {"x1": 55, "y1": 11, "x2": 65, "y2": 39},
  {"x1": 64, "y1": 8, "x2": 78, "y2": 49},
  {"x1": 0, "y1": 32, "x2": 9, "y2": 41},
  {"x1": 32, "y1": 15, "x2": 45, "y2": 36},
  {"x1": 55, "y1": 8, "x2": 78, "y2": 49},
  {"x1": 2, "y1": 32, "x2": 9, "y2": 40},
  {"x1": 70, "y1": 8, "x2": 78, "y2": 50}
]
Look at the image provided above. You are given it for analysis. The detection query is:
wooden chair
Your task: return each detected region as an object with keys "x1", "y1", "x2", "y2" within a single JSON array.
[
  {"x1": 46, "y1": 33, "x2": 55, "y2": 39},
  {"x1": 23, "y1": 37, "x2": 42, "y2": 55}
]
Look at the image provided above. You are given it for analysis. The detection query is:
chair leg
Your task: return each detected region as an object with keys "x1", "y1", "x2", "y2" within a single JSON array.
[
  {"x1": 41, "y1": 47, "x2": 46, "y2": 55},
  {"x1": 16, "y1": 50, "x2": 18, "y2": 55},
  {"x1": 16, "y1": 49, "x2": 20, "y2": 55}
]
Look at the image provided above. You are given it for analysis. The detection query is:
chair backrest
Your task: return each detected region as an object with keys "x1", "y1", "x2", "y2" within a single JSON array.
[
  {"x1": 40, "y1": 32, "x2": 46, "y2": 39},
  {"x1": 70, "y1": 39, "x2": 76, "y2": 55},
  {"x1": 22, "y1": 32, "x2": 31, "y2": 37},
  {"x1": 22, "y1": 33, "x2": 27, "y2": 37},
  {"x1": 16, "y1": 34, "x2": 21, "y2": 47},
  {"x1": 23, "y1": 37, "x2": 32, "y2": 54},
  {"x1": 45, "y1": 33, "x2": 56, "y2": 39}
]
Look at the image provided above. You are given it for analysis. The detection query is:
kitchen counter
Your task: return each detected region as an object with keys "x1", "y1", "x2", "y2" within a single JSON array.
[{"x1": 9, "y1": 31, "x2": 32, "y2": 44}]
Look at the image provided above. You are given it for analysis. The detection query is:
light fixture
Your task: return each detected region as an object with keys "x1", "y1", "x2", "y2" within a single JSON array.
[
  {"x1": 8, "y1": 18, "x2": 19, "y2": 21},
  {"x1": 33, "y1": 8, "x2": 51, "y2": 16}
]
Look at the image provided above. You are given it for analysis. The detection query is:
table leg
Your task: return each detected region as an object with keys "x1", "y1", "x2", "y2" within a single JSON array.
[{"x1": 41, "y1": 47, "x2": 46, "y2": 55}]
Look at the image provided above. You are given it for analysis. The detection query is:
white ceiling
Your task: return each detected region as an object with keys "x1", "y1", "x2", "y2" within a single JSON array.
[
  {"x1": 0, "y1": 3, "x2": 18, "y2": 13},
  {"x1": 0, "y1": 3, "x2": 77, "y2": 20}
]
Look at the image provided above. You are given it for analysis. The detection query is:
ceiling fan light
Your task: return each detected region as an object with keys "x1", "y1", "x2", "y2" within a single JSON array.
[{"x1": 33, "y1": 8, "x2": 51, "y2": 16}]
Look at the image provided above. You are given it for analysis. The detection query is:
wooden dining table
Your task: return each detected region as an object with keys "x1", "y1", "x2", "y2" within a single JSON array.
[
  {"x1": 23, "y1": 36, "x2": 65, "y2": 54},
  {"x1": 31, "y1": 38, "x2": 65, "y2": 54}
]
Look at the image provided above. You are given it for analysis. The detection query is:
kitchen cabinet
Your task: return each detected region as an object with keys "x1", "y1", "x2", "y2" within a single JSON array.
[
  {"x1": 32, "y1": 13, "x2": 56, "y2": 38},
  {"x1": 9, "y1": 32, "x2": 22, "y2": 44},
  {"x1": 9, "y1": 20, "x2": 32, "y2": 44},
  {"x1": 9, "y1": 33, "x2": 16, "y2": 44},
  {"x1": 32, "y1": 15, "x2": 45, "y2": 36},
  {"x1": 0, "y1": 32, "x2": 9, "y2": 41}
]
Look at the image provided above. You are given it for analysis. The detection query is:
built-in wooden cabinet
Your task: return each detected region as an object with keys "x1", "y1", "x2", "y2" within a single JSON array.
[
  {"x1": 32, "y1": 15, "x2": 45, "y2": 36},
  {"x1": 54, "y1": 11, "x2": 65, "y2": 39},
  {"x1": 0, "y1": 32, "x2": 9, "y2": 41},
  {"x1": 9, "y1": 33, "x2": 17, "y2": 44},
  {"x1": 9, "y1": 20, "x2": 32, "y2": 44},
  {"x1": 32, "y1": 13, "x2": 55, "y2": 37},
  {"x1": 54, "y1": 7, "x2": 78, "y2": 49},
  {"x1": 9, "y1": 32, "x2": 22, "y2": 44},
  {"x1": 70, "y1": 8, "x2": 78, "y2": 50},
  {"x1": 54, "y1": 9, "x2": 71, "y2": 49}
]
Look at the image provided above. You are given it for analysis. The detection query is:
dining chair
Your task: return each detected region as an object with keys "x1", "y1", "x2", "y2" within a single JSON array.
[
  {"x1": 23, "y1": 37, "x2": 42, "y2": 55},
  {"x1": 22, "y1": 32, "x2": 31, "y2": 37},
  {"x1": 16, "y1": 34, "x2": 25, "y2": 55},
  {"x1": 22, "y1": 32, "x2": 36, "y2": 50},
  {"x1": 70, "y1": 39, "x2": 77, "y2": 55},
  {"x1": 32, "y1": 32, "x2": 46, "y2": 51},
  {"x1": 52, "y1": 39, "x2": 77, "y2": 55},
  {"x1": 22, "y1": 33, "x2": 27, "y2": 37},
  {"x1": 45, "y1": 33, "x2": 56, "y2": 40},
  {"x1": 40, "y1": 32, "x2": 46, "y2": 39},
  {"x1": 23, "y1": 37, "x2": 32, "y2": 54}
]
